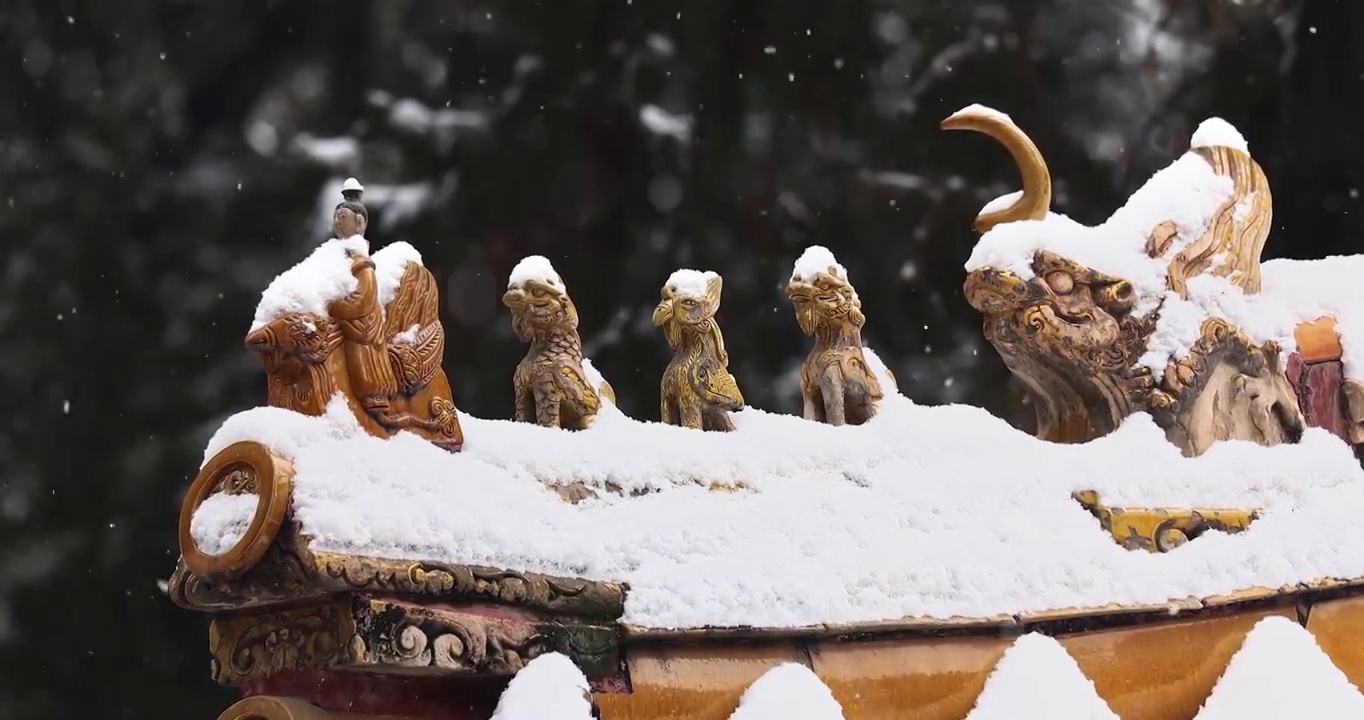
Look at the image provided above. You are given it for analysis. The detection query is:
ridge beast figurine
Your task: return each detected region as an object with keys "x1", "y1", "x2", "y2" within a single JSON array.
[
  {"x1": 653, "y1": 269, "x2": 745, "y2": 431},
  {"x1": 942, "y1": 107, "x2": 1302, "y2": 456},
  {"x1": 787, "y1": 245, "x2": 885, "y2": 426},
  {"x1": 503, "y1": 255, "x2": 603, "y2": 430}
]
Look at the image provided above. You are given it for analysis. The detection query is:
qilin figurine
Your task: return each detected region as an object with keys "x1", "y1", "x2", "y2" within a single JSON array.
[
  {"x1": 245, "y1": 178, "x2": 464, "y2": 451},
  {"x1": 652, "y1": 269, "x2": 745, "y2": 431},
  {"x1": 503, "y1": 256, "x2": 603, "y2": 430},
  {"x1": 786, "y1": 246, "x2": 884, "y2": 426}
]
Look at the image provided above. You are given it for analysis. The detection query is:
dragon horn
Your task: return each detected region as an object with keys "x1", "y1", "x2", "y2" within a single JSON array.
[{"x1": 941, "y1": 106, "x2": 1053, "y2": 233}]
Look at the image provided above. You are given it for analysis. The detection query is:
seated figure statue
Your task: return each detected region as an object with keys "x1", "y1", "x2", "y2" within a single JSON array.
[{"x1": 245, "y1": 178, "x2": 464, "y2": 451}]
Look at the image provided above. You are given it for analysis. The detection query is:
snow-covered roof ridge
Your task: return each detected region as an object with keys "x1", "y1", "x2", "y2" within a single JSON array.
[
  {"x1": 489, "y1": 652, "x2": 596, "y2": 720},
  {"x1": 250, "y1": 236, "x2": 369, "y2": 332},
  {"x1": 1195, "y1": 616, "x2": 1364, "y2": 719},
  {"x1": 192, "y1": 383, "x2": 1364, "y2": 629},
  {"x1": 965, "y1": 633, "x2": 1119, "y2": 720},
  {"x1": 728, "y1": 663, "x2": 846, "y2": 720}
]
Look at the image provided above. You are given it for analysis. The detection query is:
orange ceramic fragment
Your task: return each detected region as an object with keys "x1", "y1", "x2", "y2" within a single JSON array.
[{"x1": 1295, "y1": 316, "x2": 1342, "y2": 363}]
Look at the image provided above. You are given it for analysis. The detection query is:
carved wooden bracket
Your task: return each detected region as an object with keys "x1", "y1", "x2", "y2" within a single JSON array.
[
  {"x1": 208, "y1": 595, "x2": 621, "y2": 686},
  {"x1": 171, "y1": 528, "x2": 625, "y2": 621}
]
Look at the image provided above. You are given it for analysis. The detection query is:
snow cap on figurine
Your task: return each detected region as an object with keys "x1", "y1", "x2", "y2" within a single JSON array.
[{"x1": 341, "y1": 177, "x2": 365, "y2": 202}]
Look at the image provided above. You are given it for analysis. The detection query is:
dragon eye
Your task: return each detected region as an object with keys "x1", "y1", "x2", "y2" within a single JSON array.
[{"x1": 1045, "y1": 271, "x2": 1074, "y2": 295}]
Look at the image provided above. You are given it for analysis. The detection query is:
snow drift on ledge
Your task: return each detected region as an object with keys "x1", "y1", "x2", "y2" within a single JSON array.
[
  {"x1": 728, "y1": 664, "x2": 846, "y2": 720},
  {"x1": 1194, "y1": 616, "x2": 1364, "y2": 719},
  {"x1": 191, "y1": 382, "x2": 1364, "y2": 630},
  {"x1": 965, "y1": 634, "x2": 1118, "y2": 720},
  {"x1": 489, "y1": 653, "x2": 595, "y2": 720},
  {"x1": 955, "y1": 106, "x2": 1364, "y2": 379}
]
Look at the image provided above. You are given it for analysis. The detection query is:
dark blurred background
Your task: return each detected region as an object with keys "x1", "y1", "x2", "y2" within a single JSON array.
[{"x1": 3, "y1": 0, "x2": 1362, "y2": 716}]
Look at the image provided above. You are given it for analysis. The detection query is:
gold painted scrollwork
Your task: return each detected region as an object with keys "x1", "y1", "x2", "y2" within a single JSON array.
[
  {"x1": 1074, "y1": 490, "x2": 1260, "y2": 553},
  {"x1": 179, "y1": 441, "x2": 295, "y2": 582}
]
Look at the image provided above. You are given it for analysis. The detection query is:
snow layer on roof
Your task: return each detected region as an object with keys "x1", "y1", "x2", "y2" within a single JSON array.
[
  {"x1": 728, "y1": 664, "x2": 845, "y2": 720},
  {"x1": 508, "y1": 255, "x2": 565, "y2": 288},
  {"x1": 665, "y1": 269, "x2": 718, "y2": 298},
  {"x1": 1194, "y1": 617, "x2": 1364, "y2": 719},
  {"x1": 193, "y1": 381, "x2": 1364, "y2": 629},
  {"x1": 1261, "y1": 256, "x2": 1364, "y2": 377},
  {"x1": 250, "y1": 236, "x2": 367, "y2": 332},
  {"x1": 489, "y1": 653, "x2": 595, "y2": 720},
  {"x1": 1137, "y1": 254, "x2": 1364, "y2": 378},
  {"x1": 965, "y1": 634, "x2": 1118, "y2": 720},
  {"x1": 959, "y1": 107, "x2": 1364, "y2": 379}
]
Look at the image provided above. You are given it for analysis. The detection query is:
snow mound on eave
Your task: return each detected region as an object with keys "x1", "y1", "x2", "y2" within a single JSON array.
[
  {"x1": 490, "y1": 653, "x2": 595, "y2": 720},
  {"x1": 250, "y1": 236, "x2": 368, "y2": 332},
  {"x1": 1194, "y1": 616, "x2": 1364, "y2": 719},
  {"x1": 728, "y1": 664, "x2": 845, "y2": 720},
  {"x1": 965, "y1": 634, "x2": 1118, "y2": 720}
]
